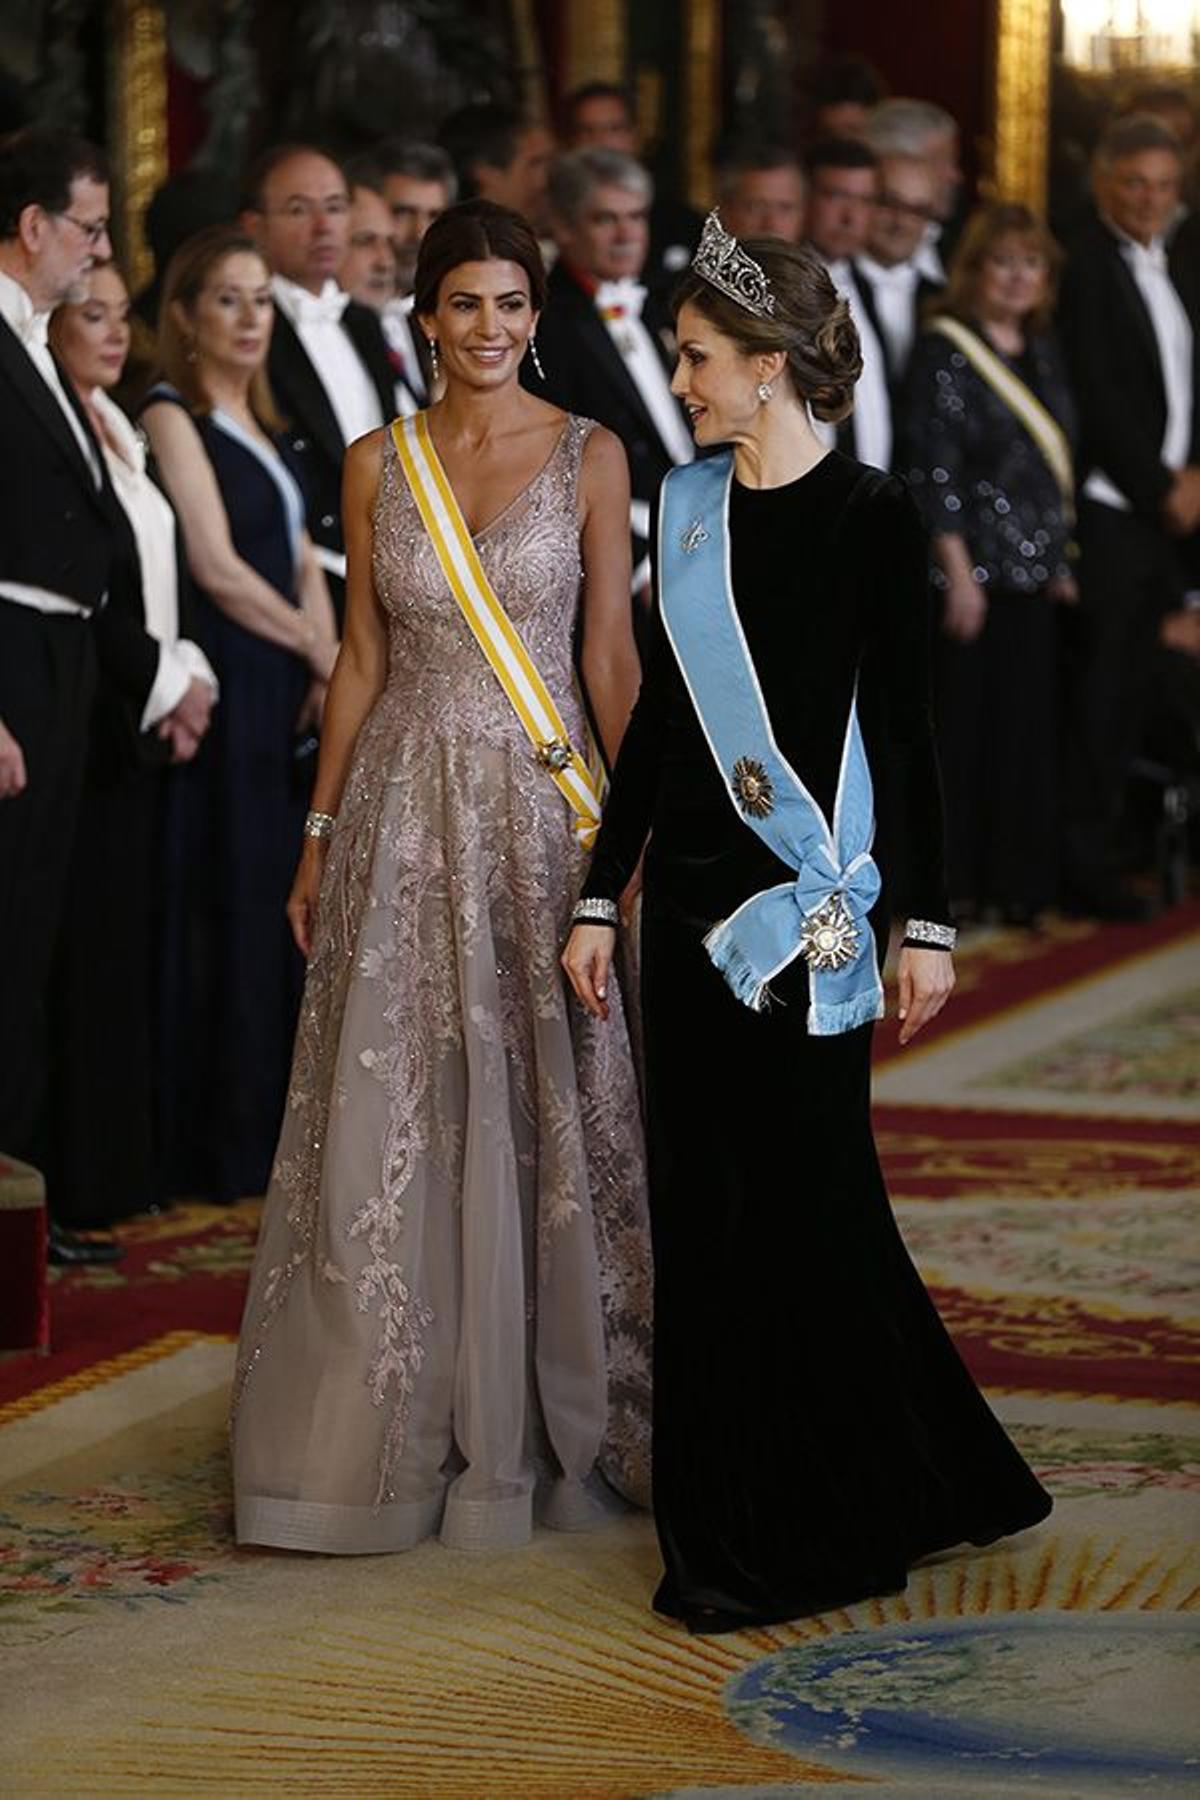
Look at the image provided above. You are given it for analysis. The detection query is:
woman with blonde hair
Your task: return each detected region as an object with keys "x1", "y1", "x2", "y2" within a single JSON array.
[
  {"x1": 903, "y1": 201, "x2": 1077, "y2": 924},
  {"x1": 142, "y1": 224, "x2": 338, "y2": 1202}
]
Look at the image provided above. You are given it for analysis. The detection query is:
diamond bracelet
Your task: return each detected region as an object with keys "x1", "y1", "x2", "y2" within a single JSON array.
[
  {"x1": 904, "y1": 918, "x2": 957, "y2": 951},
  {"x1": 572, "y1": 897, "x2": 619, "y2": 927},
  {"x1": 304, "y1": 809, "x2": 337, "y2": 841}
]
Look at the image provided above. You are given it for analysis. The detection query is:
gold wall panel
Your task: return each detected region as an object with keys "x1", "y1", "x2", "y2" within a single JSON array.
[
  {"x1": 110, "y1": 0, "x2": 169, "y2": 292},
  {"x1": 991, "y1": 0, "x2": 1053, "y2": 212},
  {"x1": 563, "y1": 0, "x2": 626, "y2": 91},
  {"x1": 684, "y1": 0, "x2": 720, "y2": 211}
]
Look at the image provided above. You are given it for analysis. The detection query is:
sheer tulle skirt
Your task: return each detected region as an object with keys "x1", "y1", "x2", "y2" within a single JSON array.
[{"x1": 232, "y1": 712, "x2": 652, "y2": 1554}]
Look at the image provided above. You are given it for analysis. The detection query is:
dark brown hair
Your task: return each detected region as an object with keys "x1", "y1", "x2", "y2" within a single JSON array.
[
  {"x1": 413, "y1": 198, "x2": 547, "y2": 318},
  {"x1": 938, "y1": 202, "x2": 1062, "y2": 337},
  {"x1": 0, "y1": 128, "x2": 108, "y2": 239},
  {"x1": 673, "y1": 238, "x2": 862, "y2": 424},
  {"x1": 158, "y1": 224, "x2": 283, "y2": 428}
]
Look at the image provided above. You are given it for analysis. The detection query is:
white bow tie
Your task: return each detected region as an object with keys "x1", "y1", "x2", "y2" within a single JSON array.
[
  {"x1": 291, "y1": 285, "x2": 350, "y2": 327},
  {"x1": 595, "y1": 280, "x2": 647, "y2": 320},
  {"x1": 18, "y1": 309, "x2": 49, "y2": 350},
  {"x1": 861, "y1": 258, "x2": 916, "y2": 290}
]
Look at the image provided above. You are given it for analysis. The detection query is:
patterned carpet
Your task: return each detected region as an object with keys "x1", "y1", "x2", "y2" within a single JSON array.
[{"x1": 2, "y1": 905, "x2": 1198, "y2": 1796}]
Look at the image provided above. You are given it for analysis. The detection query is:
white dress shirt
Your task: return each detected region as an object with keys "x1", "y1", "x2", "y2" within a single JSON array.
[
  {"x1": 595, "y1": 279, "x2": 695, "y2": 470},
  {"x1": 856, "y1": 255, "x2": 922, "y2": 377},
  {"x1": 0, "y1": 268, "x2": 100, "y2": 617},
  {"x1": 381, "y1": 295, "x2": 423, "y2": 416},
  {"x1": 92, "y1": 389, "x2": 218, "y2": 730},
  {"x1": 595, "y1": 278, "x2": 693, "y2": 588},
  {"x1": 1083, "y1": 223, "x2": 1195, "y2": 513},
  {"x1": 813, "y1": 257, "x2": 893, "y2": 473},
  {"x1": 271, "y1": 275, "x2": 384, "y2": 448},
  {"x1": 916, "y1": 224, "x2": 946, "y2": 286}
]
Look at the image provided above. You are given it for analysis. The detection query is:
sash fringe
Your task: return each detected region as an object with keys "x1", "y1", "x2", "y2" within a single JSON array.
[
  {"x1": 807, "y1": 987, "x2": 886, "y2": 1037},
  {"x1": 703, "y1": 920, "x2": 772, "y2": 1013}
]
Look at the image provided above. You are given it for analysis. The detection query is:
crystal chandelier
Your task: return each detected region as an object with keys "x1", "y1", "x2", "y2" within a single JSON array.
[{"x1": 1061, "y1": 0, "x2": 1200, "y2": 69}]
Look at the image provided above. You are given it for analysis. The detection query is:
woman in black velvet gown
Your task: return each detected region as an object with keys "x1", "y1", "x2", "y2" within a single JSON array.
[{"x1": 563, "y1": 226, "x2": 1052, "y2": 1634}]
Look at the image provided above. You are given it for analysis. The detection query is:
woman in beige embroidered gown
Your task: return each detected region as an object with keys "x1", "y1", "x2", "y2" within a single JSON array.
[{"x1": 231, "y1": 200, "x2": 652, "y2": 1554}]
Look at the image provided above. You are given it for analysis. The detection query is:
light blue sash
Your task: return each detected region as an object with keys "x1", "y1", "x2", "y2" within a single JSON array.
[{"x1": 658, "y1": 451, "x2": 885, "y2": 1036}]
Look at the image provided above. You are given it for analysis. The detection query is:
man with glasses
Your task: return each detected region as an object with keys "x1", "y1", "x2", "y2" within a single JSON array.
[
  {"x1": 0, "y1": 129, "x2": 164, "y2": 1262},
  {"x1": 241, "y1": 143, "x2": 395, "y2": 617},
  {"x1": 858, "y1": 154, "x2": 944, "y2": 384}
]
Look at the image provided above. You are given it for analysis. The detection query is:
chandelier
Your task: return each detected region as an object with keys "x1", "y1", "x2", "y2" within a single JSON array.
[{"x1": 1061, "y1": 0, "x2": 1200, "y2": 69}]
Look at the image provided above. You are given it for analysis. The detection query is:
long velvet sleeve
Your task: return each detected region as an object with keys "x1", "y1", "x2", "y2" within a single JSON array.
[
  {"x1": 861, "y1": 477, "x2": 951, "y2": 927},
  {"x1": 579, "y1": 601, "x2": 676, "y2": 905}
]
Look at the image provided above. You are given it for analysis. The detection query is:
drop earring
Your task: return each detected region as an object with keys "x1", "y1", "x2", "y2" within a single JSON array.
[
  {"x1": 528, "y1": 333, "x2": 546, "y2": 381},
  {"x1": 427, "y1": 338, "x2": 439, "y2": 383},
  {"x1": 757, "y1": 380, "x2": 773, "y2": 403}
]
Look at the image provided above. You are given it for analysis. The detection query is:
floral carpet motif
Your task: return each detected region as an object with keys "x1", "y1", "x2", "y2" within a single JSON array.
[
  {"x1": 981, "y1": 984, "x2": 1200, "y2": 1102},
  {"x1": 1, "y1": 910, "x2": 1198, "y2": 1793},
  {"x1": 0, "y1": 1388, "x2": 235, "y2": 1619}
]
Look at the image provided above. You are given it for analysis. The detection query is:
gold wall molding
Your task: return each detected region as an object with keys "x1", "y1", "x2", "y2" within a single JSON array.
[
  {"x1": 991, "y1": 0, "x2": 1053, "y2": 211},
  {"x1": 563, "y1": 0, "x2": 626, "y2": 92},
  {"x1": 509, "y1": 0, "x2": 550, "y2": 124},
  {"x1": 110, "y1": 0, "x2": 169, "y2": 292},
  {"x1": 684, "y1": 0, "x2": 720, "y2": 211}
]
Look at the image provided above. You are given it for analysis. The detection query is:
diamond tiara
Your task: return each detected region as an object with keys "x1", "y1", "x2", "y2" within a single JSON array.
[{"x1": 690, "y1": 210, "x2": 776, "y2": 318}]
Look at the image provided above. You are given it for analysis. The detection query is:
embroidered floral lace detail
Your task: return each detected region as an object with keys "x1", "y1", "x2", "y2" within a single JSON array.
[{"x1": 231, "y1": 417, "x2": 653, "y2": 1538}]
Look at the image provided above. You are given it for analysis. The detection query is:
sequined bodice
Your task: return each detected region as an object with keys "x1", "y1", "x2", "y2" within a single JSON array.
[{"x1": 372, "y1": 414, "x2": 594, "y2": 749}]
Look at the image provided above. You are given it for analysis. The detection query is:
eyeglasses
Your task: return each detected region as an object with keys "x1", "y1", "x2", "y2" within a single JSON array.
[
  {"x1": 56, "y1": 211, "x2": 110, "y2": 246},
  {"x1": 877, "y1": 196, "x2": 937, "y2": 222},
  {"x1": 264, "y1": 198, "x2": 351, "y2": 221}
]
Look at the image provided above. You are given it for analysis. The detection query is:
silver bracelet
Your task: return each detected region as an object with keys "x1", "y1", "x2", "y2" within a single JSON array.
[
  {"x1": 904, "y1": 918, "x2": 957, "y2": 951},
  {"x1": 304, "y1": 809, "x2": 337, "y2": 841},
  {"x1": 572, "y1": 897, "x2": 619, "y2": 927}
]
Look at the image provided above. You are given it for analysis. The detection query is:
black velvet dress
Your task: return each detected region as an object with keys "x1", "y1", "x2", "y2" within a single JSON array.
[{"x1": 582, "y1": 452, "x2": 1052, "y2": 1633}]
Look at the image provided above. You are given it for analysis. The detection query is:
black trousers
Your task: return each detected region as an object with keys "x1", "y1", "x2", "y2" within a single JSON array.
[
  {"x1": 40, "y1": 754, "x2": 158, "y2": 1226},
  {"x1": 0, "y1": 601, "x2": 96, "y2": 1156},
  {"x1": 1062, "y1": 501, "x2": 1184, "y2": 889}
]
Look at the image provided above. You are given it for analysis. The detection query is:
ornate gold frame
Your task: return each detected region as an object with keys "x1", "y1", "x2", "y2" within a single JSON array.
[
  {"x1": 109, "y1": 0, "x2": 169, "y2": 292},
  {"x1": 684, "y1": 0, "x2": 720, "y2": 210},
  {"x1": 563, "y1": 0, "x2": 625, "y2": 91},
  {"x1": 990, "y1": 0, "x2": 1053, "y2": 211}
]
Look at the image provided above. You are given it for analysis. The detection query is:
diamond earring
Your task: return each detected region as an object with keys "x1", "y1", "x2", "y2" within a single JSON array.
[
  {"x1": 428, "y1": 338, "x2": 439, "y2": 382},
  {"x1": 757, "y1": 381, "x2": 773, "y2": 403},
  {"x1": 528, "y1": 333, "x2": 546, "y2": 381}
]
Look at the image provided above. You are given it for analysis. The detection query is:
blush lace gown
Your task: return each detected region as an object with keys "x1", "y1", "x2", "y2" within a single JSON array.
[{"x1": 231, "y1": 415, "x2": 652, "y2": 1554}]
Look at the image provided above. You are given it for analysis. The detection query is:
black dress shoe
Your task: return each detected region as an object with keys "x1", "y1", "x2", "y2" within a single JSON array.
[{"x1": 47, "y1": 1222, "x2": 125, "y2": 1266}]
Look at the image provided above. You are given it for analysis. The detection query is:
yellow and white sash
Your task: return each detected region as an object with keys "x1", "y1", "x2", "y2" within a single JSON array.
[
  {"x1": 928, "y1": 315, "x2": 1075, "y2": 516},
  {"x1": 391, "y1": 412, "x2": 605, "y2": 848}
]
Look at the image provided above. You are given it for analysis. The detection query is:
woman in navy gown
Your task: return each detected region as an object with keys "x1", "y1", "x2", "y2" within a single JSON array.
[{"x1": 143, "y1": 225, "x2": 339, "y2": 1201}]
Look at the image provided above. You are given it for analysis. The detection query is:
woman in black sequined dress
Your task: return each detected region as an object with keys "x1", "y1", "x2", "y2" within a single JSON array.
[{"x1": 903, "y1": 203, "x2": 1077, "y2": 922}]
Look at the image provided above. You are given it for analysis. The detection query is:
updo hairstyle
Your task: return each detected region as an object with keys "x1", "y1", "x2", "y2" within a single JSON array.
[
  {"x1": 672, "y1": 239, "x2": 861, "y2": 424},
  {"x1": 413, "y1": 197, "x2": 547, "y2": 318}
]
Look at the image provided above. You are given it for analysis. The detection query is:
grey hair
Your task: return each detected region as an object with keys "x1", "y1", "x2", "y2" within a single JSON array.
[
  {"x1": 865, "y1": 98, "x2": 957, "y2": 157},
  {"x1": 548, "y1": 147, "x2": 652, "y2": 224},
  {"x1": 374, "y1": 139, "x2": 458, "y2": 202},
  {"x1": 1095, "y1": 112, "x2": 1183, "y2": 168}
]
